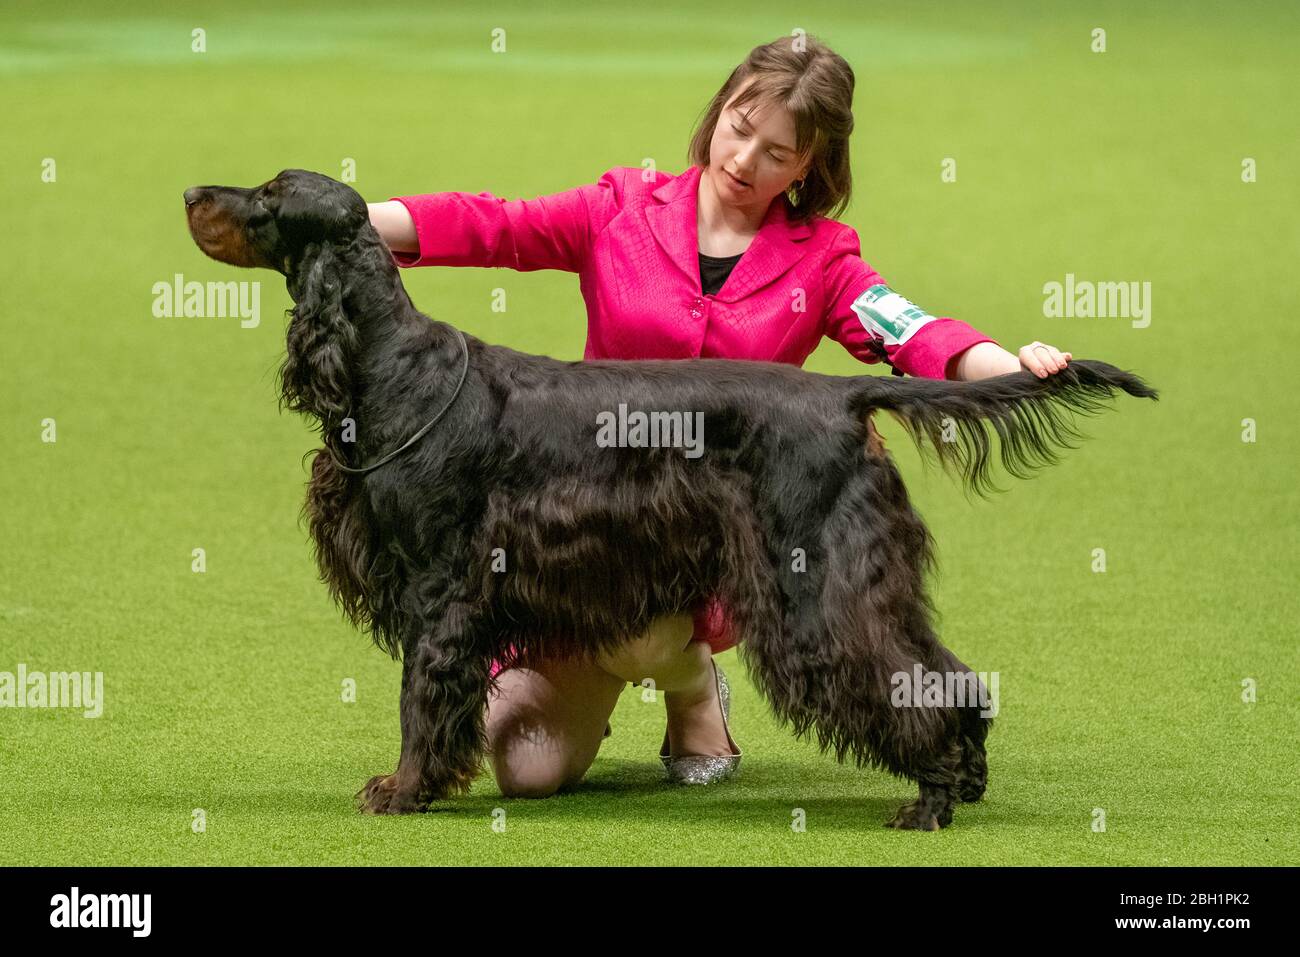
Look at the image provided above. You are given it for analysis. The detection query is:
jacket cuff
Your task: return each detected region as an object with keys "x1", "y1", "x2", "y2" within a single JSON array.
[{"x1": 892, "y1": 318, "x2": 999, "y2": 380}]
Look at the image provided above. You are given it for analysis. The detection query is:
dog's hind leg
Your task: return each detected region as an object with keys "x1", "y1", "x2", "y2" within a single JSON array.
[
  {"x1": 745, "y1": 460, "x2": 975, "y2": 830},
  {"x1": 358, "y1": 598, "x2": 490, "y2": 814},
  {"x1": 884, "y1": 613, "x2": 994, "y2": 828}
]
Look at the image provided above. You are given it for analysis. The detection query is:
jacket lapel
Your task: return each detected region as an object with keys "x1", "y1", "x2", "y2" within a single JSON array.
[{"x1": 646, "y1": 165, "x2": 813, "y2": 304}]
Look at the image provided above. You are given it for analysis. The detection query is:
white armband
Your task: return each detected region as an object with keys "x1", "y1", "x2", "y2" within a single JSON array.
[{"x1": 850, "y1": 284, "x2": 937, "y2": 347}]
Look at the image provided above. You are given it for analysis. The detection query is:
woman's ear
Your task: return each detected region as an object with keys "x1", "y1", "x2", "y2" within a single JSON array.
[{"x1": 279, "y1": 242, "x2": 357, "y2": 421}]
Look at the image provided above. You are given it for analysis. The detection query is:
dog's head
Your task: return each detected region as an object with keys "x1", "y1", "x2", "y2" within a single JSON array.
[
  {"x1": 184, "y1": 169, "x2": 377, "y2": 420},
  {"x1": 183, "y1": 168, "x2": 367, "y2": 275}
]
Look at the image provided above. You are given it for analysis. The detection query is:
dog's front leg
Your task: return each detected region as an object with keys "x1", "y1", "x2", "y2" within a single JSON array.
[{"x1": 358, "y1": 601, "x2": 489, "y2": 814}]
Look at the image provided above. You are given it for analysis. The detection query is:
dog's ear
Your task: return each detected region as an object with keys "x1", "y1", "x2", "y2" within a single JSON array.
[
  {"x1": 280, "y1": 241, "x2": 357, "y2": 420},
  {"x1": 272, "y1": 171, "x2": 367, "y2": 246}
]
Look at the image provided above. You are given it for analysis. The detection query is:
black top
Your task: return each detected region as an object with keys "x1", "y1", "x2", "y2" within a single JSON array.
[{"x1": 698, "y1": 250, "x2": 744, "y2": 297}]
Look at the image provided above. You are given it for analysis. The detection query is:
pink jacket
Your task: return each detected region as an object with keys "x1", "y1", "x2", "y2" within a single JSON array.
[{"x1": 388, "y1": 164, "x2": 1000, "y2": 657}]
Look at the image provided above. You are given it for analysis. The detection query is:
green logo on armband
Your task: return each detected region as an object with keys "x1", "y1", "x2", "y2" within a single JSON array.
[{"x1": 850, "y1": 284, "x2": 936, "y2": 347}]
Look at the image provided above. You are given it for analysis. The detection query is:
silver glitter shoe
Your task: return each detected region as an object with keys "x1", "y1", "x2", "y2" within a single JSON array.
[{"x1": 659, "y1": 660, "x2": 741, "y2": 784}]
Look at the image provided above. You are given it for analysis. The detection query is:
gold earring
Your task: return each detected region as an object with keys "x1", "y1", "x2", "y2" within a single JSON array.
[{"x1": 788, "y1": 176, "x2": 807, "y2": 206}]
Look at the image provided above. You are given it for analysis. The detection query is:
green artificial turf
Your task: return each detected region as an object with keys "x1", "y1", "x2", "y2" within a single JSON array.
[{"x1": 1, "y1": 0, "x2": 1296, "y2": 866}]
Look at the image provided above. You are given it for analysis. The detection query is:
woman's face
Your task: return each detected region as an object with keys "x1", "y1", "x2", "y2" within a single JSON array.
[{"x1": 705, "y1": 79, "x2": 810, "y2": 219}]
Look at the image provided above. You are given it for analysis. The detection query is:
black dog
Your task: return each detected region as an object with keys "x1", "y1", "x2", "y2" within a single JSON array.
[{"x1": 183, "y1": 169, "x2": 1157, "y2": 829}]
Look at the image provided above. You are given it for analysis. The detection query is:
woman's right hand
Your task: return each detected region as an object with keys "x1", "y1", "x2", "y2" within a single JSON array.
[{"x1": 366, "y1": 200, "x2": 419, "y2": 254}]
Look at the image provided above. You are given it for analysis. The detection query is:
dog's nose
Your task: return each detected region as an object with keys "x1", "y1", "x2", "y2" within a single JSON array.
[{"x1": 183, "y1": 187, "x2": 205, "y2": 207}]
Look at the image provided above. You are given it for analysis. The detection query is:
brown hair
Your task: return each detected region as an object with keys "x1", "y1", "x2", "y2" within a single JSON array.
[{"x1": 687, "y1": 34, "x2": 855, "y2": 224}]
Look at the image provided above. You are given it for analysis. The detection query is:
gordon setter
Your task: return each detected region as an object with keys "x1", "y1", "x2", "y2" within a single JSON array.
[{"x1": 183, "y1": 169, "x2": 1157, "y2": 829}]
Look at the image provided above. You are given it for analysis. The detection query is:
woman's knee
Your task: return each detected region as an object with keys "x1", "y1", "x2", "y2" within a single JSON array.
[
  {"x1": 485, "y1": 708, "x2": 566, "y2": 796},
  {"x1": 486, "y1": 678, "x2": 603, "y2": 798},
  {"x1": 492, "y1": 755, "x2": 569, "y2": 799}
]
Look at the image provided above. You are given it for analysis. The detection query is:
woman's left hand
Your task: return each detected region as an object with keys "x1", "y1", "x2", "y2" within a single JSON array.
[{"x1": 1018, "y1": 342, "x2": 1072, "y2": 378}]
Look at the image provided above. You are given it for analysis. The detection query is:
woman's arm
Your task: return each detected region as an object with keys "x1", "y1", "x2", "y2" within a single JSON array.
[
  {"x1": 371, "y1": 168, "x2": 626, "y2": 272},
  {"x1": 367, "y1": 200, "x2": 419, "y2": 254},
  {"x1": 821, "y1": 226, "x2": 998, "y2": 379},
  {"x1": 820, "y1": 228, "x2": 1074, "y2": 381}
]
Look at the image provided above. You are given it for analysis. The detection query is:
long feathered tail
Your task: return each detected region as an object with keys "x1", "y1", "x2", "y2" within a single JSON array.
[{"x1": 847, "y1": 359, "x2": 1159, "y2": 499}]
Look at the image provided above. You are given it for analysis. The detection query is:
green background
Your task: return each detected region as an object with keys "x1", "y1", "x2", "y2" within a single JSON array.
[{"x1": 1, "y1": 0, "x2": 1296, "y2": 865}]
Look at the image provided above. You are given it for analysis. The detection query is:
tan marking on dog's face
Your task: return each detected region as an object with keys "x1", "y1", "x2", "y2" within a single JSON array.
[{"x1": 185, "y1": 197, "x2": 266, "y2": 268}]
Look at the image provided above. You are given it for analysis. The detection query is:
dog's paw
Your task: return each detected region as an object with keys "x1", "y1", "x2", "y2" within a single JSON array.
[
  {"x1": 956, "y1": 776, "x2": 986, "y2": 803},
  {"x1": 954, "y1": 762, "x2": 987, "y2": 803},
  {"x1": 356, "y1": 773, "x2": 423, "y2": 815},
  {"x1": 885, "y1": 800, "x2": 948, "y2": 831}
]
